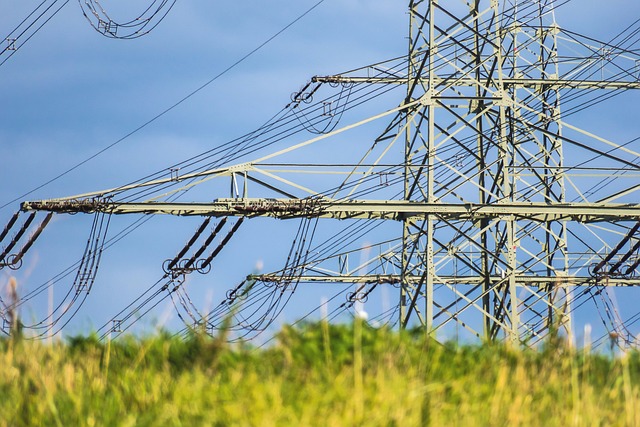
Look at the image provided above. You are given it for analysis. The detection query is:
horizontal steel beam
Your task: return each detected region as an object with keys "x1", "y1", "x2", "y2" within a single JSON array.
[
  {"x1": 248, "y1": 274, "x2": 640, "y2": 287},
  {"x1": 21, "y1": 197, "x2": 640, "y2": 222},
  {"x1": 313, "y1": 75, "x2": 640, "y2": 90}
]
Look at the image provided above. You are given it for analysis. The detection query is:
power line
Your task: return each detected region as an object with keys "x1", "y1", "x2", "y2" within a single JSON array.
[
  {"x1": 1, "y1": 0, "x2": 328, "y2": 211},
  {"x1": 0, "y1": 0, "x2": 70, "y2": 67}
]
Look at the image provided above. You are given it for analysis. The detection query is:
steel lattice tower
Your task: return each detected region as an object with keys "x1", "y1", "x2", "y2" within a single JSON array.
[{"x1": 8, "y1": 0, "x2": 640, "y2": 345}]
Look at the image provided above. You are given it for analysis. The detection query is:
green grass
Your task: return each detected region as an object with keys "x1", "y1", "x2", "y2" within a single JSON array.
[{"x1": 0, "y1": 322, "x2": 638, "y2": 426}]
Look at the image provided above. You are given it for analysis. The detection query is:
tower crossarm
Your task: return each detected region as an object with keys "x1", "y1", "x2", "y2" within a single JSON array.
[
  {"x1": 21, "y1": 198, "x2": 640, "y2": 223},
  {"x1": 249, "y1": 274, "x2": 640, "y2": 287},
  {"x1": 313, "y1": 75, "x2": 640, "y2": 90}
]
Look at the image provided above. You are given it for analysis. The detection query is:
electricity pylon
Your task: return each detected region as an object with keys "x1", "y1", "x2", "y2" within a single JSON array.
[{"x1": 16, "y1": 0, "x2": 640, "y2": 344}]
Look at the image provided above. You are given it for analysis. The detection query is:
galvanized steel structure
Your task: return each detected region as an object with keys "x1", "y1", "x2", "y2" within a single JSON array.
[{"x1": 7, "y1": 1, "x2": 640, "y2": 345}]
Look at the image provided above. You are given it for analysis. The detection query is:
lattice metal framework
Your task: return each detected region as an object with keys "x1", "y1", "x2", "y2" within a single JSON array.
[{"x1": 7, "y1": 0, "x2": 640, "y2": 345}]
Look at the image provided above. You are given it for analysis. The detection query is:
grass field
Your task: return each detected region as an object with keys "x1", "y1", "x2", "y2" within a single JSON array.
[{"x1": 0, "y1": 321, "x2": 638, "y2": 426}]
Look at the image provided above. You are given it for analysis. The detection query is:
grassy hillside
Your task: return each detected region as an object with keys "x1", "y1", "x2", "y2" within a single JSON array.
[{"x1": 0, "y1": 322, "x2": 638, "y2": 426}]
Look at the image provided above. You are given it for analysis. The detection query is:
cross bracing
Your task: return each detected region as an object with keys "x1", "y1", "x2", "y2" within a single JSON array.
[{"x1": 4, "y1": 0, "x2": 640, "y2": 346}]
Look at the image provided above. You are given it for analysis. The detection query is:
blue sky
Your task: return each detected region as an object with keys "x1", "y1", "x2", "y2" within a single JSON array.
[
  {"x1": 1, "y1": 1, "x2": 639, "y2": 342},
  {"x1": 0, "y1": 0, "x2": 408, "y2": 337}
]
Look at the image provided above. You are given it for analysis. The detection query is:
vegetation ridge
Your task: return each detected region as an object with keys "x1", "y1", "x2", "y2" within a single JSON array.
[{"x1": 0, "y1": 322, "x2": 638, "y2": 426}]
